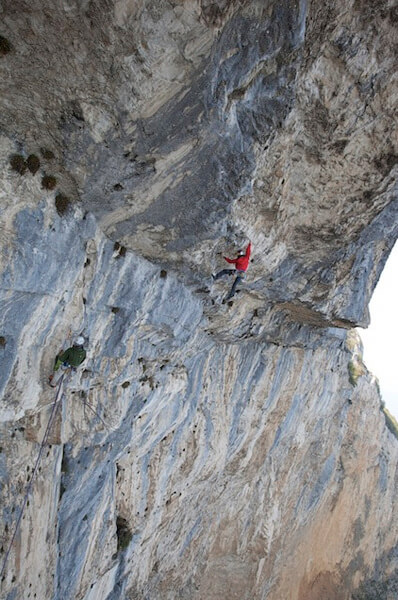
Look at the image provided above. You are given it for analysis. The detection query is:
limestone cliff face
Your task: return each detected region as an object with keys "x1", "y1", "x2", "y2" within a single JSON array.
[{"x1": 0, "y1": 1, "x2": 397, "y2": 599}]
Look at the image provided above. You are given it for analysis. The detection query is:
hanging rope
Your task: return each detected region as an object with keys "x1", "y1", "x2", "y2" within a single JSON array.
[
  {"x1": 79, "y1": 393, "x2": 109, "y2": 430},
  {"x1": 0, "y1": 373, "x2": 66, "y2": 581}
]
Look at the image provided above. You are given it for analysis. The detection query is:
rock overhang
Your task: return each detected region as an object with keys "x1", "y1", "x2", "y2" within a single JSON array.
[{"x1": 0, "y1": 3, "x2": 398, "y2": 597}]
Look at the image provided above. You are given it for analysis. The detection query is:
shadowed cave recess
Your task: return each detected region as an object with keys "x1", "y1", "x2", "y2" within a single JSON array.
[{"x1": 0, "y1": 1, "x2": 397, "y2": 599}]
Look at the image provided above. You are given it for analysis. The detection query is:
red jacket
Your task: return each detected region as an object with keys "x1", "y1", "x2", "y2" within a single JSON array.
[{"x1": 224, "y1": 242, "x2": 251, "y2": 271}]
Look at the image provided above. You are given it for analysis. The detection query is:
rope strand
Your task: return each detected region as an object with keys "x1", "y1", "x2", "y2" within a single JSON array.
[
  {"x1": 0, "y1": 374, "x2": 65, "y2": 581},
  {"x1": 79, "y1": 394, "x2": 109, "y2": 430}
]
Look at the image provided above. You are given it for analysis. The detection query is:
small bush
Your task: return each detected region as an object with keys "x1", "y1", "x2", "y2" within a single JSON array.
[
  {"x1": 348, "y1": 361, "x2": 359, "y2": 386},
  {"x1": 55, "y1": 193, "x2": 70, "y2": 215},
  {"x1": 42, "y1": 175, "x2": 57, "y2": 190},
  {"x1": 0, "y1": 336, "x2": 6, "y2": 347},
  {"x1": 383, "y1": 407, "x2": 398, "y2": 440},
  {"x1": 121, "y1": 381, "x2": 130, "y2": 389},
  {"x1": 160, "y1": 269, "x2": 167, "y2": 278},
  {"x1": 26, "y1": 154, "x2": 40, "y2": 174},
  {"x1": 348, "y1": 358, "x2": 365, "y2": 387},
  {"x1": 0, "y1": 36, "x2": 11, "y2": 56},
  {"x1": 40, "y1": 148, "x2": 55, "y2": 160},
  {"x1": 116, "y1": 516, "x2": 132, "y2": 551},
  {"x1": 10, "y1": 154, "x2": 27, "y2": 175}
]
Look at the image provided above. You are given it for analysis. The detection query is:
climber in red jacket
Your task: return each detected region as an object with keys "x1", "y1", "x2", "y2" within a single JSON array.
[{"x1": 212, "y1": 242, "x2": 251, "y2": 301}]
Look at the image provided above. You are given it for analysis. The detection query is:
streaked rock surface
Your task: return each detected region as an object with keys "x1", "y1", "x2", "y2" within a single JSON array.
[{"x1": 0, "y1": 1, "x2": 397, "y2": 599}]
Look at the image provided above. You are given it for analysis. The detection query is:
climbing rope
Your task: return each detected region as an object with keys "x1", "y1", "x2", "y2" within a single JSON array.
[
  {"x1": 0, "y1": 373, "x2": 66, "y2": 581},
  {"x1": 78, "y1": 393, "x2": 109, "y2": 430}
]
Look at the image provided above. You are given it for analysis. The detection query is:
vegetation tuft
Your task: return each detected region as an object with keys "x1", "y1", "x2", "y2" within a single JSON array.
[
  {"x1": 42, "y1": 175, "x2": 57, "y2": 190},
  {"x1": 348, "y1": 355, "x2": 365, "y2": 387},
  {"x1": 116, "y1": 516, "x2": 132, "y2": 552},
  {"x1": 10, "y1": 154, "x2": 27, "y2": 175},
  {"x1": 382, "y1": 406, "x2": 398, "y2": 440},
  {"x1": 348, "y1": 360, "x2": 360, "y2": 386},
  {"x1": 40, "y1": 148, "x2": 55, "y2": 160},
  {"x1": 55, "y1": 193, "x2": 70, "y2": 216},
  {"x1": 0, "y1": 336, "x2": 6, "y2": 347},
  {"x1": 26, "y1": 154, "x2": 40, "y2": 174},
  {"x1": 0, "y1": 36, "x2": 11, "y2": 56}
]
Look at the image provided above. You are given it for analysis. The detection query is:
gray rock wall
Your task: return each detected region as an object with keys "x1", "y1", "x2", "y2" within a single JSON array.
[{"x1": 0, "y1": 1, "x2": 397, "y2": 599}]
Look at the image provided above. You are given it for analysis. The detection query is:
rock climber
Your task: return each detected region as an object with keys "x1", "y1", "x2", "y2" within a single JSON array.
[
  {"x1": 212, "y1": 241, "x2": 252, "y2": 302},
  {"x1": 49, "y1": 336, "x2": 86, "y2": 387}
]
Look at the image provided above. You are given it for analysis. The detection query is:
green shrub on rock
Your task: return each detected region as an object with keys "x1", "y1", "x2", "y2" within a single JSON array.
[
  {"x1": 40, "y1": 148, "x2": 55, "y2": 160},
  {"x1": 0, "y1": 36, "x2": 11, "y2": 56},
  {"x1": 27, "y1": 154, "x2": 40, "y2": 174},
  {"x1": 42, "y1": 174, "x2": 57, "y2": 190},
  {"x1": 10, "y1": 154, "x2": 27, "y2": 175},
  {"x1": 55, "y1": 193, "x2": 70, "y2": 216},
  {"x1": 116, "y1": 516, "x2": 132, "y2": 552},
  {"x1": 382, "y1": 407, "x2": 398, "y2": 440}
]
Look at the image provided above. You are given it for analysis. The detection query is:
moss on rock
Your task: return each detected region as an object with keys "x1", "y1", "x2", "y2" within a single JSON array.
[
  {"x1": 42, "y1": 174, "x2": 57, "y2": 190},
  {"x1": 10, "y1": 154, "x2": 27, "y2": 175},
  {"x1": 27, "y1": 154, "x2": 40, "y2": 175},
  {"x1": 55, "y1": 193, "x2": 70, "y2": 215},
  {"x1": 116, "y1": 516, "x2": 132, "y2": 552},
  {"x1": 40, "y1": 148, "x2": 55, "y2": 160},
  {"x1": 0, "y1": 36, "x2": 11, "y2": 56}
]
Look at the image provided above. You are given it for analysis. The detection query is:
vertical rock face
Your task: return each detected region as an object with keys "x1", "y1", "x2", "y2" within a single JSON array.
[{"x1": 0, "y1": 1, "x2": 397, "y2": 599}]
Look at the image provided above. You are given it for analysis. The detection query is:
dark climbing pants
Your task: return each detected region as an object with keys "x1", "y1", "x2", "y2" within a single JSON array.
[
  {"x1": 226, "y1": 274, "x2": 243, "y2": 300},
  {"x1": 214, "y1": 269, "x2": 244, "y2": 300},
  {"x1": 213, "y1": 269, "x2": 235, "y2": 280}
]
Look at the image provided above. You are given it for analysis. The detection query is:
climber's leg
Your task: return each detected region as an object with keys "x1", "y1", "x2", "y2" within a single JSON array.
[
  {"x1": 49, "y1": 364, "x2": 69, "y2": 388},
  {"x1": 212, "y1": 269, "x2": 235, "y2": 280},
  {"x1": 225, "y1": 274, "x2": 243, "y2": 301}
]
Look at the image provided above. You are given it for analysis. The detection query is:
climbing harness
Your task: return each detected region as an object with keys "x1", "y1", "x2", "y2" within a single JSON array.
[{"x1": 0, "y1": 373, "x2": 66, "y2": 581}]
